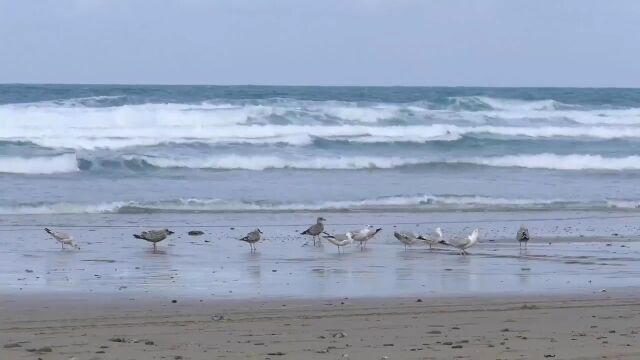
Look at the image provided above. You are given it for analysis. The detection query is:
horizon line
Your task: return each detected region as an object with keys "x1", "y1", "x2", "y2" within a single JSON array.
[{"x1": 1, "y1": 82, "x2": 639, "y2": 90}]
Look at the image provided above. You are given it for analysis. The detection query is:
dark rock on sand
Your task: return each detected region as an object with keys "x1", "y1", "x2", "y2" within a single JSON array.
[{"x1": 188, "y1": 230, "x2": 204, "y2": 236}]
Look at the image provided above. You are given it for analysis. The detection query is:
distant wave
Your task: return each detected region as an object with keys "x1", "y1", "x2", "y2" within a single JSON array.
[
  {"x1": 452, "y1": 154, "x2": 640, "y2": 171},
  {"x1": 0, "y1": 153, "x2": 78, "y2": 174},
  {"x1": 2, "y1": 195, "x2": 638, "y2": 215},
  {"x1": 447, "y1": 96, "x2": 570, "y2": 111}
]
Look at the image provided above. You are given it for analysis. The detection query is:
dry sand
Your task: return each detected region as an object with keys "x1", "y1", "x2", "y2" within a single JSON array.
[{"x1": 1, "y1": 292, "x2": 640, "y2": 360}]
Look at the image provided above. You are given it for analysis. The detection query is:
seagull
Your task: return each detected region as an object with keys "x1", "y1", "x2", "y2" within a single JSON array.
[
  {"x1": 439, "y1": 228, "x2": 480, "y2": 255},
  {"x1": 44, "y1": 228, "x2": 80, "y2": 250},
  {"x1": 133, "y1": 229, "x2": 174, "y2": 253},
  {"x1": 417, "y1": 227, "x2": 444, "y2": 249},
  {"x1": 393, "y1": 231, "x2": 419, "y2": 251},
  {"x1": 301, "y1": 217, "x2": 326, "y2": 246},
  {"x1": 240, "y1": 228, "x2": 263, "y2": 252},
  {"x1": 322, "y1": 231, "x2": 353, "y2": 253},
  {"x1": 351, "y1": 225, "x2": 382, "y2": 249},
  {"x1": 517, "y1": 225, "x2": 530, "y2": 248}
]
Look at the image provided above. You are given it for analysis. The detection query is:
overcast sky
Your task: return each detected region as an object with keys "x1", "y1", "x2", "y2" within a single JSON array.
[{"x1": 1, "y1": 0, "x2": 639, "y2": 87}]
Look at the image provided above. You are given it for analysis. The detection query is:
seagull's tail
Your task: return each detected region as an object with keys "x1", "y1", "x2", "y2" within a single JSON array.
[
  {"x1": 44, "y1": 228, "x2": 53, "y2": 235},
  {"x1": 374, "y1": 228, "x2": 383, "y2": 235},
  {"x1": 438, "y1": 240, "x2": 451, "y2": 246},
  {"x1": 417, "y1": 235, "x2": 427, "y2": 241},
  {"x1": 133, "y1": 234, "x2": 143, "y2": 239},
  {"x1": 301, "y1": 229, "x2": 310, "y2": 235}
]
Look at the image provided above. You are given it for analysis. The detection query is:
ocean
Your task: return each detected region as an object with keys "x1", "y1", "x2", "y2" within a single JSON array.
[{"x1": 2, "y1": 85, "x2": 640, "y2": 215}]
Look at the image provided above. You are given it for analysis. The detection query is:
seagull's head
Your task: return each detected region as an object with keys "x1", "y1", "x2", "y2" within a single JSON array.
[
  {"x1": 317, "y1": 217, "x2": 327, "y2": 223},
  {"x1": 469, "y1": 229, "x2": 479, "y2": 241},
  {"x1": 436, "y1": 227, "x2": 443, "y2": 239}
]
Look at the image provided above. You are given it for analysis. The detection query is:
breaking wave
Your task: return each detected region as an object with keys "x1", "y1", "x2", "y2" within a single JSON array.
[
  {"x1": 453, "y1": 154, "x2": 640, "y2": 171},
  {"x1": 0, "y1": 153, "x2": 78, "y2": 174},
  {"x1": 4, "y1": 152, "x2": 640, "y2": 173},
  {"x1": 4, "y1": 123, "x2": 640, "y2": 150}
]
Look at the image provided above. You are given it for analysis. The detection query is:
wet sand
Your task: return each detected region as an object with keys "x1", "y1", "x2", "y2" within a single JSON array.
[
  {"x1": 2, "y1": 292, "x2": 640, "y2": 360},
  {"x1": 1, "y1": 211, "x2": 639, "y2": 299}
]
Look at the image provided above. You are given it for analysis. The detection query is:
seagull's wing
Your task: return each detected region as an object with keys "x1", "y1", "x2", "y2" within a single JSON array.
[
  {"x1": 301, "y1": 224, "x2": 318, "y2": 235},
  {"x1": 349, "y1": 229, "x2": 367, "y2": 241},
  {"x1": 57, "y1": 231, "x2": 72, "y2": 240}
]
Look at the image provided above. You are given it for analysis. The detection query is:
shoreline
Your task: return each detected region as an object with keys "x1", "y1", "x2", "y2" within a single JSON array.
[{"x1": 1, "y1": 210, "x2": 639, "y2": 300}]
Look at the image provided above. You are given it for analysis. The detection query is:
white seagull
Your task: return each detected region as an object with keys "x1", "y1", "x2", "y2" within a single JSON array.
[
  {"x1": 44, "y1": 228, "x2": 80, "y2": 250},
  {"x1": 321, "y1": 231, "x2": 353, "y2": 253},
  {"x1": 301, "y1": 217, "x2": 327, "y2": 246},
  {"x1": 439, "y1": 228, "x2": 480, "y2": 255},
  {"x1": 393, "y1": 231, "x2": 420, "y2": 251},
  {"x1": 133, "y1": 229, "x2": 174, "y2": 253},
  {"x1": 240, "y1": 228, "x2": 263, "y2": 252},
  {"x1": 417, "y1": 227, "x2": 444, "y2": 249},
  {"x1": 351, "y1": 225, "x2": 382, "y2": 249}
]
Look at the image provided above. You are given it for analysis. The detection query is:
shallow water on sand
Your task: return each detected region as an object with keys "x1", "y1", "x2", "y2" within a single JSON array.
[{"x1": 0, "y1": 211, "x2": 639, "y2": 300}]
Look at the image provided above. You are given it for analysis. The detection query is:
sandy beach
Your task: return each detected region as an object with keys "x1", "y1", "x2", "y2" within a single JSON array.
[
  {"x1": 1, "y1": 210, "x2": 639, "y2": 358},
  {"x1": 2, "y1": 292, "x2": 640, "y2": 360}
]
